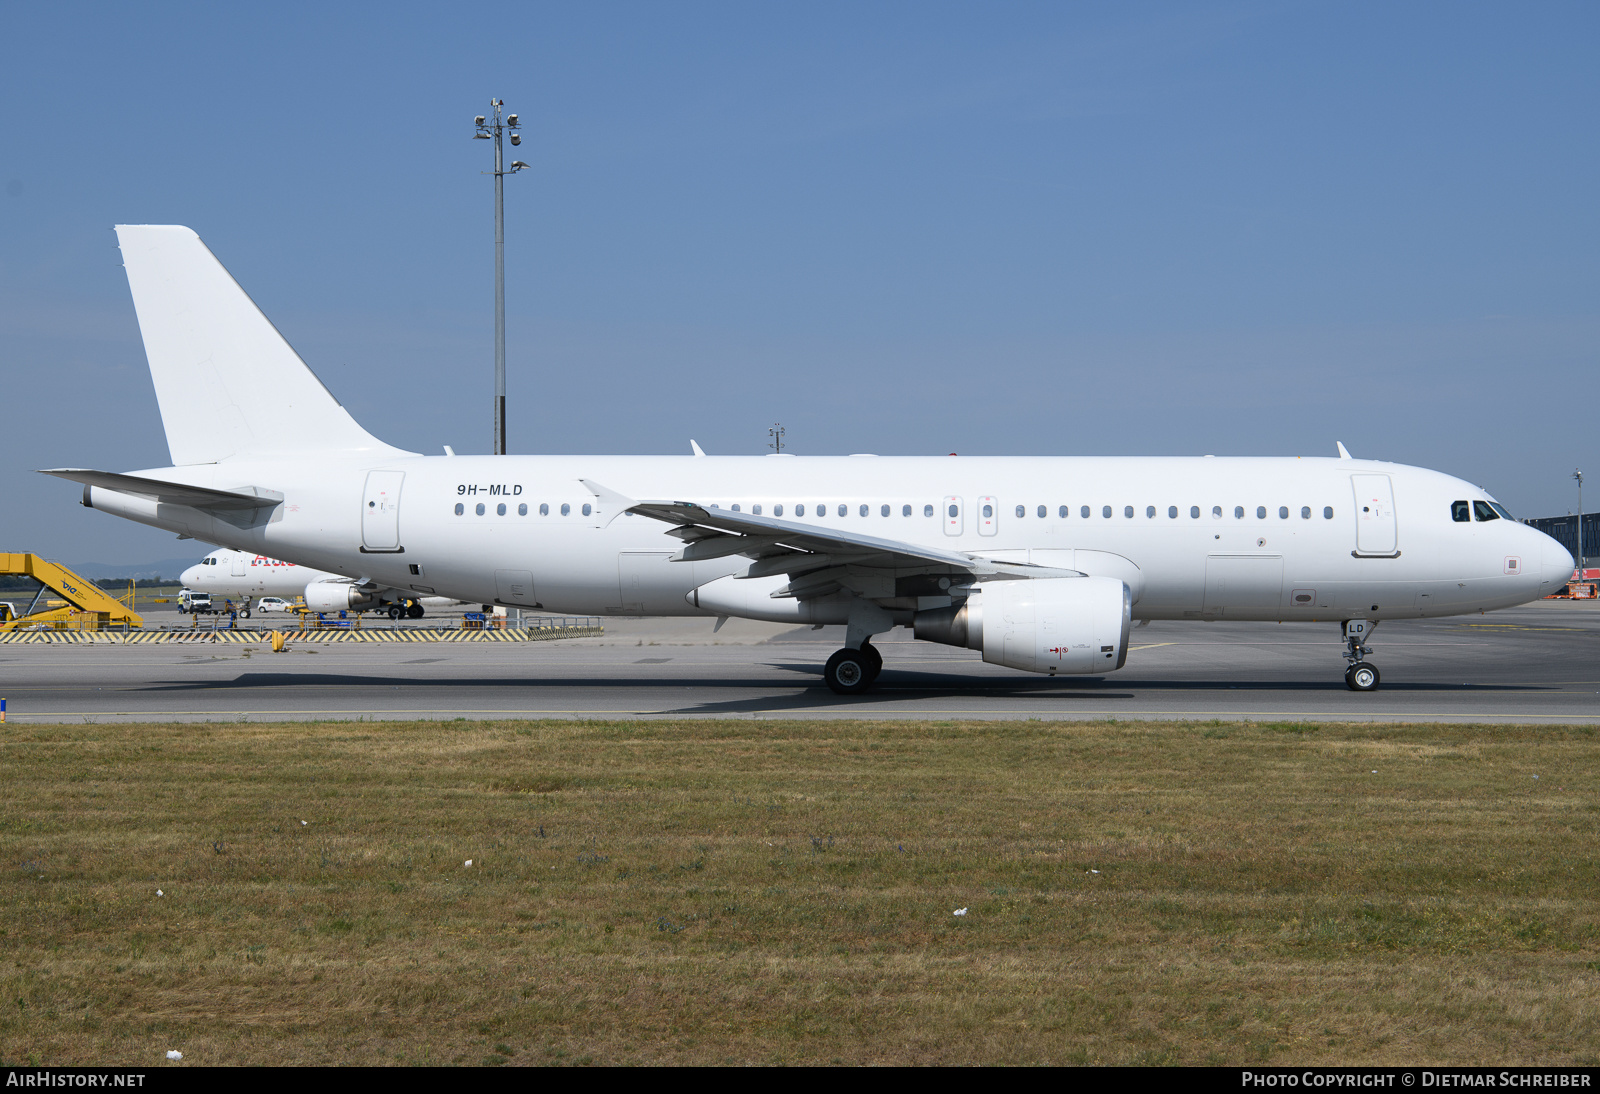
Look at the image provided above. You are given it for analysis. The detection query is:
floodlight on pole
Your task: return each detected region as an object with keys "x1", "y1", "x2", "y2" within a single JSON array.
[
  {"x1": 1576, "y1": 468, "x2": 1586, "y2": 572},
  {"x1": 473, "y1": 98, "x2": 526, "y2": 456}
]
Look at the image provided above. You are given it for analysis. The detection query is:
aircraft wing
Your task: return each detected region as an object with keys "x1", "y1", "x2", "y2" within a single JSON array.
[
  {"x1": 626, "y1": 498, "x2": 1081, "y2": 599},
  {"x1": 39, "y1": 469, "x2": 283, "y2": 511}
]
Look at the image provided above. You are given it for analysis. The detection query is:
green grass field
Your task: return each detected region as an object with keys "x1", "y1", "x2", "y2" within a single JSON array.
[{"x1": 3, "y1": 717, "x2": 1597, "y2": 1066}]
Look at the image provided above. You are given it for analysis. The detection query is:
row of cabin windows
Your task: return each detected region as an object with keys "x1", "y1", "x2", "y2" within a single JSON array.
[
  {"x1": 453, "y1": 500, "x2": 1338, "y2": 521},
  {"x1": 453, "y1": 501, "x2": 592, "y2": 517},
  {"x1": 758, "y1": 503, "x2": 930, "y2": 517},
  {"x1": 452, "y1": 501, "x2": 945, "y2": 518},
  {"x1": 987, "y1": 503, "x2": 1336, "y2": 520}
]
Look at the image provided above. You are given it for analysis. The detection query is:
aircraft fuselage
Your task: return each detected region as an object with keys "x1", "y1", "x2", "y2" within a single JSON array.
[{"x1": 87, "y1": 452, "x2": 1569, "y2": 623}]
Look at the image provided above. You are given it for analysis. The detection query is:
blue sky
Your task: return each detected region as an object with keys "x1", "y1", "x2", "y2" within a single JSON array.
[{"x1": 2, "y1": 2, "x2": 1596, "y2": 566}]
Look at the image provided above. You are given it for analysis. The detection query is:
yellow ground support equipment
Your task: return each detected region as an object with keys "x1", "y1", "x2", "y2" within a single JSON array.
[{"x1": 0, "y1": 553, "x2": 145, "y2": 632}]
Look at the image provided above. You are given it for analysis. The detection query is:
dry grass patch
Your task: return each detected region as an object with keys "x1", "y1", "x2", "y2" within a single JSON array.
[{"x1": 2, "y1": 718, "x2": 1598, "y2": 1065}]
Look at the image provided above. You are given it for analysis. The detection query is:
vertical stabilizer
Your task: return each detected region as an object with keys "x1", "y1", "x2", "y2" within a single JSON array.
[{"x1": 114, "y1": 225, "x2": 411, "y2": 465}]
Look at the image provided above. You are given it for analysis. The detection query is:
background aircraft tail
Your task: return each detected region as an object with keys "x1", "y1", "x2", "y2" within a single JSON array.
[{"x1": 115, "y1": 225, "x2": 410, "y2": 466}]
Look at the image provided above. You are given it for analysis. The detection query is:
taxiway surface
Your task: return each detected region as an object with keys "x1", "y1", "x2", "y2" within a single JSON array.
[{"x1": 2, "y1": 601, "x2": 1596, "y2": 724}]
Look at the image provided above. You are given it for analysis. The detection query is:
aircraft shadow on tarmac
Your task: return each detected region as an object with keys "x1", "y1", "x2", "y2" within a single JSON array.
[{"x1": 136, "y1": 663, "x2": 1549, "y2": 714}]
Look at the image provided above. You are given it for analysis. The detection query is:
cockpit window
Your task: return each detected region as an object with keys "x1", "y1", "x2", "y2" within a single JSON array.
[
  {"x1": 1489, "y1": 502, "x2": 1514, "y2": 520},
  {"x1": 1451, "y1": 500, "x2": 1470, "y2": 523},
  {"x1": 1472, "y1": 501, "x2": 1499, "y2": 522}
]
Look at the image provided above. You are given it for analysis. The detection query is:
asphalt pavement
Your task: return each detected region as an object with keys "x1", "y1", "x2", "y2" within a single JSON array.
[{"x1": 2, "y1": 600, "x2": 1597, "y2": 723}]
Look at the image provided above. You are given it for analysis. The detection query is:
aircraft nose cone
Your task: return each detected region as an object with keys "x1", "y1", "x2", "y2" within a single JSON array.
[
  {"x1": 1543, "y1": 535, "x2": 1576, "y2": 584},
  {"x1": 180, "y1": 566, "x2": 200, "y2": 586}
]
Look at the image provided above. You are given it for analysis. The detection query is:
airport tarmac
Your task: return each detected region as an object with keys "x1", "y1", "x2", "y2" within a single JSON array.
[{"x1": 1, "y1": 600, "x2": 1596, "y2": 724}]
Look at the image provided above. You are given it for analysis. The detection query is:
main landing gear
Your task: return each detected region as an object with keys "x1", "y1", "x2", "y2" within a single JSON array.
[
  {"x1": 386, "y1": 599, "x2": 426, "y2": 620},
  {"x1": 823, "y1": 639, "x2": 883, "y2": 695},
  {"x1": 1342, "y1": 619, "x2": 1380, "y2": 692}
]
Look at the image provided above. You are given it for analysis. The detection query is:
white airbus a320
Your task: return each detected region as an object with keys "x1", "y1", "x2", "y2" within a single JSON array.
[{"x1": 45, "y1": 226, "x2": 1574, "y2": 693}]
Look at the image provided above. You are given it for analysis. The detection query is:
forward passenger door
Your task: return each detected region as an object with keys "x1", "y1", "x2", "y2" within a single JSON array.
[{"x1": 1351, "y1": 474, "x2": 1399, "y2": 557}]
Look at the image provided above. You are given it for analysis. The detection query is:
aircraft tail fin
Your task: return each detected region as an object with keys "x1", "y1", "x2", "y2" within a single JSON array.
[{"x1": 114, "y1": 225, "x2": 411, "y2": 465}]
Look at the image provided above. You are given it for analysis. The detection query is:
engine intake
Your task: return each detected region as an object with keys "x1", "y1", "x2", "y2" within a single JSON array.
[
  {"x1": 303, "y1": 582, "x2": 378, "y2": 612},
  {"x1": 915, "y1": 577, "x2": 1131, "y2": 674}
]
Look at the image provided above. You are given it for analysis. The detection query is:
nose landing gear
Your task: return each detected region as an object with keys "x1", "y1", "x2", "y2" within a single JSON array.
[{"x1": 1342, "y1": 619, "x2": 1380, "y2": 691}]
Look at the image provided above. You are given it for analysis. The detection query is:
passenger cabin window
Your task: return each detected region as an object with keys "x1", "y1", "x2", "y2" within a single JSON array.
[
  {"x1": 1323, "y1": 506, "x2": 1334, "y2": 519},
  {"x1": 1278, "y1": 506, "x2": 1288, "y2": 519},
  {"x1": 753, "y1": 504, "x2": 763, "y2": 515},
  {"x1": 985, "y1": 504, "x2": 996, "y2": 519},
  {"x1": 924, "y1": 504, "x2": 934, "y2": 517},
  {"x1": 731, "y1": 504, "x2": 740, "y2": 512},
  {"x1": 540, "y1": 503, "x2": 549, "y2": 516},
  {"x1": 1301, "y1": 506, "x2": 1310, "y2": 519},
  {"x1": 948, "y1": 504, "x2": 959, "y2": 518},
  {"x1": 454, "y1": 503, "x2": 464, "y2": 516},
  {"x1": 1473, "y1": 501, "x2": 1500, "y2": 522},
  {"x1": 1101, "y1": 505, "x2": 1111, "y2": 518},
  {"x1": 582, "y1": 503, "x2": 592, "y2": 517},
  {"x1": 774, "y1": 504, "x2": 784, "y2": 517},
  {"x1": 1256, "y1": 506, "x2": 1267, "y2": 519},
  {"x1": 1169, "y1": 506, "x2": 1178, "y2": 518},
  {"x1": 1147, "y1": 505, "x2": 1156, "y2": 518},
  {"x1": 1124, "y1": 505, "x2": 1134, "y2": 518},
  {"x1": 1081, "y1": 506, "x2": 1091, "y2": 519},
  {"x1": 795, "y1": 504, "x2": 805, "y2": 517},
  {"x1": 1013, "y1": 504, "x2": 1023, "y2": 519},
  {"x1": 1235, "y1": 506, "x2": 1245, "y2": 519},
  {"x1": 881, "y1": 504, "x2": 890, "y2": 517},
  {"x1": 902, "y1": 504, "x2": 911, "y2": 517},
  {"x1": 1213, "y1": 506, "x2": 1222, "y2": 519},
  {"x1": 497, "y1": 503, "x2": 507, "y2": 516},
  {"x1": 1191, "y1": 506, "x2": 1200, "y2": 518},
  {"x1": 518, "y1": 503, "x2": 527, "y2": 516},
  {"x1": 839, "y1": 504, "x2": 848, "y2": 517},
  {"x1": 476, "y1": 503, "x2": 486, "y2": 516},
  {"x1": 1059, "y1": 505, "x2": 1068, "y2": 518},
  {"x1": 560, "y1": 503, "x2": 570, "y2": 516},
  {"x1": 1451, "y1": 500, "x2": 1470, "y2": 522}
]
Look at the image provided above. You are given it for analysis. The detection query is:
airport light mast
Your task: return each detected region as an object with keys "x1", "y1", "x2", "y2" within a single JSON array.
[
  {"x1": 1576, "y1": 468, "x2": 1586, "y2": 574},
  {"x1": 473, "y1": 100, "x2": 529, "y2": 456}
]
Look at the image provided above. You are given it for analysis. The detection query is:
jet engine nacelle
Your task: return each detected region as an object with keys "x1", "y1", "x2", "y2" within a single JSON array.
[
  {"x1": 303, "y1": 581, "x2": 378, "y2": 612},
  {"x1": 915, "y1": 576, "x2": 1131, "y2": 674}
]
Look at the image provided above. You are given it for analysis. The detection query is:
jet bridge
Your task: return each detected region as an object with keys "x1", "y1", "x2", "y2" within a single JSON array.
[{"x1": 0, "y1": 553, "x2": 144, "y2": 631}]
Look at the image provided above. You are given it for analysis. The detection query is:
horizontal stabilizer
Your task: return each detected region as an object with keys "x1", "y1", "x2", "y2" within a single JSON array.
[{"x1": 39, "y1": 469, "x2": 282, "y2": 510}]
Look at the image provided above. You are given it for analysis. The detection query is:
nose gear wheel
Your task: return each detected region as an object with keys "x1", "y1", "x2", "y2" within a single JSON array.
[{"x1": 1345, "y1": 663, "x2": 1380, "y2": 691}]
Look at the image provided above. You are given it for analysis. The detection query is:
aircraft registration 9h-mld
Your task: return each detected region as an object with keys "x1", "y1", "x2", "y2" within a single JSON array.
[{"x1": 44, "y1": 226, "x2": 1573, "y2": 693}]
